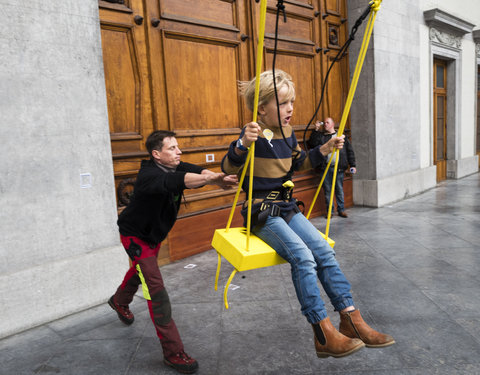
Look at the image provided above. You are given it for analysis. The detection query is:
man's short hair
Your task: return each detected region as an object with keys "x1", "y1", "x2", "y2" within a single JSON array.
[{"x1": 146, "y1": 130, "x2": 176, "y2": 156}]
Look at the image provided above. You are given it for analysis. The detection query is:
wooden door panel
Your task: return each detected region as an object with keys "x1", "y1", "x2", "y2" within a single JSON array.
[
  {"x1": 99, "y1": 0, "x2": 154, "y2": 206},
  {"x1": 433, "y1": 58, "x2": 447, "y2": 181},
  {"x1": 147, "y1": 0, "x2": 249, "y2": 131},
  {"x1": 262, "y1": 1, "x2": 315, "y2": 55},
  {"x1": 265, "y1": 51, "x2": 316, "y2": 127},
  {"x1": 101, "y1": 25, "x2": 140, "y2": 136},
  {"x1": 436, "y1": 160, "x2": 446, "y2": 181},
  {"x1": 293, "y1": 0, "x2": 314, "y2": 6},
  {"x1": 159, "y1": 0, "x2": 237, "y2": 28},
  {"x1": 162, "y1": 33, "x2": 242, "y2": 130},
  {"x1": 324, "y1": 55, "x2": 347, "y2": 123},
  {"x1": 324, "y1": 0, "x2": 341, "y2": 16},
  {"x1": 176, "y1": 129, "x2": 240, "y2": 148},
  {"x1": 326, "y1": 19, "x2": 343, "y2": 49},
  {"x1": 264, "y1": 9, "x2": 314, "y2": 47}
]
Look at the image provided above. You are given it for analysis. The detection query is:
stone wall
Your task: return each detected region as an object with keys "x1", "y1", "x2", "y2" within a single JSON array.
[{"x1": 0, "y1": 0, "x2": 125, "y2": 338}]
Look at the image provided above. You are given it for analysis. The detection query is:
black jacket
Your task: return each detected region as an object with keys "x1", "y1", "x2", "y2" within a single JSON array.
[
  {"x1": 307, "y1": 131, "x2": 356, "y2": 172},
  {"x1": 117, "y1": 159, "x2": 204, "y2": 245}
]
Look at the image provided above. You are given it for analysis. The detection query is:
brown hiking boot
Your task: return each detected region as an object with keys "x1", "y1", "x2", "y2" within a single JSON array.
[
  {"x1": 312, "y1": 317, "x2": 365, "y2": 358},
  {"x1": 108, "y1": 295, "x2": 134, "y2": 325},
  {"x1": 164, "y1": 350, "x2": 198, "y2": 374},
  {"x1": 339, "y1": 309, "x2": 395, "y2": 348}
]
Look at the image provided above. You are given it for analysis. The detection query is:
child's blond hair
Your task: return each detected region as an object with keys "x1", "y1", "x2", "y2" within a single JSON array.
[{"x1": 239, "y1": 69, "x2": 295, "y2": 112}]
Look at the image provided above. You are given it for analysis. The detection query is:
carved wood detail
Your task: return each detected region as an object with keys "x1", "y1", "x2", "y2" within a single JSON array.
[{"x1": 117, "y1": 177, "x2": 136, "y2": 207}]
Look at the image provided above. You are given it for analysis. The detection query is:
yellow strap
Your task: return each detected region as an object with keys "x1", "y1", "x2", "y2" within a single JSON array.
[
  {"x1": 135, "y1": 264, "x2": 151, "y2": 300},
  {"x1": 223, "y1": 269, "x2": 238, "y2": 309},
  {"x1": 225, "y1": 0, "x2": 268, "y2": 252},
  {"x1": 214, "y1": 252, "x2": 222, "y2": 291},
  {"x1": 307, "y1": 2, "x2": 380, "y2": 238},
  {"x1": 226, "y1": 151, "x2": 252, "y2": 231},
  {"x1": 246, "y1": 0, "x2": 268, "y2": 251}
]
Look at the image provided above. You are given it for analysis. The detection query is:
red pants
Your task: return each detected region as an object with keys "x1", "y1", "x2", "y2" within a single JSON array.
[{"x1": 114, "y1": 235, "x2": 183, "y2": 357}]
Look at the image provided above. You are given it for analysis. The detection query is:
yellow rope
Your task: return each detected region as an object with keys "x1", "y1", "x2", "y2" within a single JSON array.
[
  {"x1": 225, "y1": 0, "x2": 267, "y2": 252},
  {"x1": 306, "y1": 152, "x2": 334, "y2": 219},
  {"x1": 226, "y1": 151, "x2": 252, "y2": 231}
]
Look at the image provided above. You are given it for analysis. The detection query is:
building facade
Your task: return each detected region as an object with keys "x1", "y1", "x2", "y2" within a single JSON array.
[
  {"x1": 1, "y1": 0, "x2": 479, "y2": 338},
  {"x1": 349, "y1": 0, "x2": 480, "y2": 206}
]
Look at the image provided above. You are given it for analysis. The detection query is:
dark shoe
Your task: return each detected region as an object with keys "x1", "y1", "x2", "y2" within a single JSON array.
[
  {"x1": 339, "y1": 309, "x2": 395, "y2": 348},
  {"x1": 338, "y1": 211, "x2": 348, "y2": 218},
  {"x1": 312, "y1": 317, "x2": 365, "y2": 358},
  {"x1": 108, "y1": 295, "x2": 134, "y2": 325},
  {"x1": 164, "y1": 351, "x2": 198, "y2": 374}
]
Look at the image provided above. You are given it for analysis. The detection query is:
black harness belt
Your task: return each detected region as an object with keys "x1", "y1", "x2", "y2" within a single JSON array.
[{"x1": 246, "y1": 185, "x2": 299, "y2": 226}]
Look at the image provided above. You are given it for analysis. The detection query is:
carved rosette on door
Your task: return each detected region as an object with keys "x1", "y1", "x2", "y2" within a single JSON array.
[{"x1": 117, "y1": 178, "x2": 136, "y2": 207}]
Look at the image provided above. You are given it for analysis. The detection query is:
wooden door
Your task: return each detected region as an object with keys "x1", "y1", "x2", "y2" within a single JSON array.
[
  {"x1": 99, "y1": 0, "x2": 351, "y2": 262},
  {"x1": 433, "y1": 58, "x2": 447, "y2": 182}
]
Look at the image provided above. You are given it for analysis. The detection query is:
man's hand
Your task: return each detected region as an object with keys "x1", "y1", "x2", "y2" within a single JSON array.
[
  {"x1": 219, "y1": 174, "x2": 238, "y2": 189},
  {"x1": 319, "y1": 134, "x2": 345, "y2": 156},
  {"x1": 205, "y1": 173, "x2": 238, "y2": 189}
]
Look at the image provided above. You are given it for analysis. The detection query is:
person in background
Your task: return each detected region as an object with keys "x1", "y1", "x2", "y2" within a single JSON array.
[
  {"x1": 109, "y1": 130, "x2": 237, "y2": 374},
  {"x1": 307, "y1": 117, "x2": 356, "y2": 218}
]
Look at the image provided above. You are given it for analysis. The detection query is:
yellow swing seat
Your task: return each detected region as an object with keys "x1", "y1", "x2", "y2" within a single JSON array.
[{"x1": 212, "y1": 227, "x2": 335, "y2": 309}]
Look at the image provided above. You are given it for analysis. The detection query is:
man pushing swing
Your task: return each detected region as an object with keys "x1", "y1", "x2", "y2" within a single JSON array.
[{"x1": 109, "y1": 130, "x2": 237, "y2": 374}]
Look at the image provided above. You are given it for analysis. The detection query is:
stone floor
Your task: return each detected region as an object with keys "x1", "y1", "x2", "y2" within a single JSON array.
[{"x1": 2, "y1": 173, "x2": 480, "y2": 374}]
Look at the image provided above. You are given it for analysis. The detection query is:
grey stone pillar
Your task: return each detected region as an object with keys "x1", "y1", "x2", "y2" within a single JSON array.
[{"x1": 0, "y1": 0, "x2": 125, "y2": 338}]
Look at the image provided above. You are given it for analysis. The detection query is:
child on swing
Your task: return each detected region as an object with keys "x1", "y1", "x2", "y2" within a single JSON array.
[{"x1": 221, "y1": 69, "x2": 394, "y2": 358}]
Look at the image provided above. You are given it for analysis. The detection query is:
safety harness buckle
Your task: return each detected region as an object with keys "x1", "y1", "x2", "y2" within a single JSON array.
[
  {"x1": 269, "y1": 204, "x2": 281, "y2": 217},
  {"x1": 259, "y1": 202, "x2": 281, "y2": 216},
  {"x1": 266, "y1": 191, "x2": 280, "y2": 200}
]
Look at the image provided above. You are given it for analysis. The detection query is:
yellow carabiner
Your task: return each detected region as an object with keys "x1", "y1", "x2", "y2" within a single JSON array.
[{"x1": 282, "y1": 180, "x2": 294, "y2": 189}]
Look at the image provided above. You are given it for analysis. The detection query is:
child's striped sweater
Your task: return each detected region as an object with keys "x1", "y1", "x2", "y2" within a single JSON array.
[{"x1": 221, "y1": 122, "x2": 326, "y2": 222}]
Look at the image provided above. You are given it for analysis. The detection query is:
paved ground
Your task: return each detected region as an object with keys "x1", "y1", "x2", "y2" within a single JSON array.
[{"x1": 2, "y1": 173, "x2": 480, "y2": 375}]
